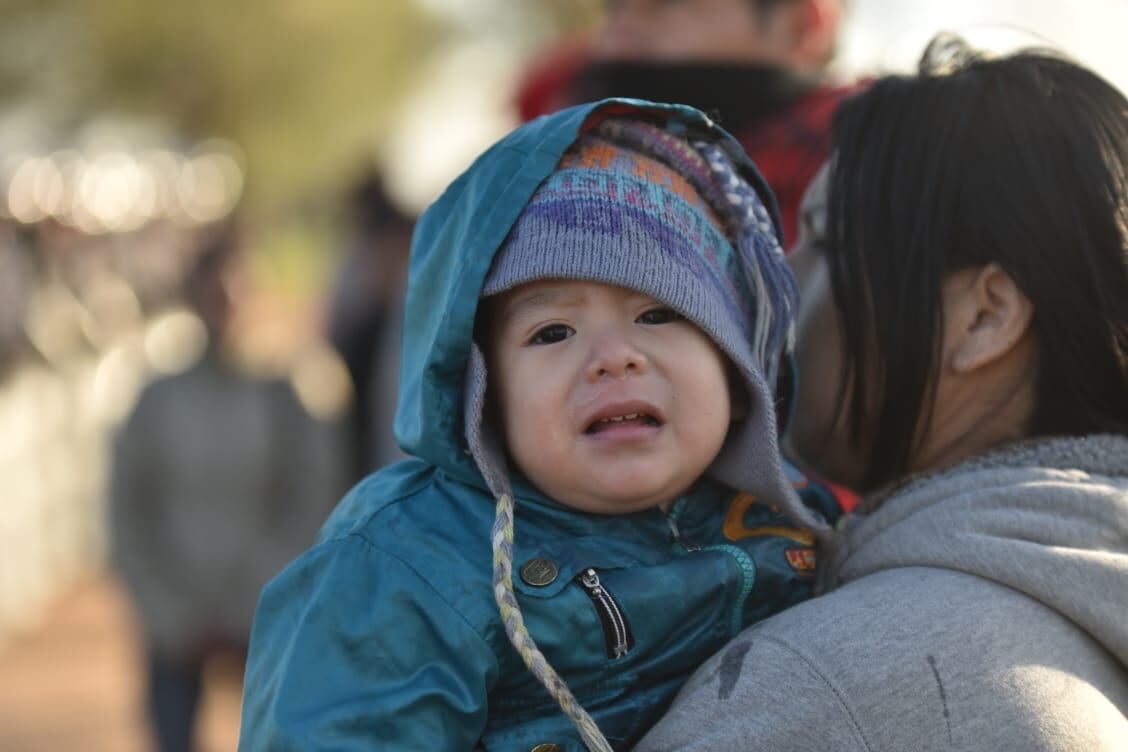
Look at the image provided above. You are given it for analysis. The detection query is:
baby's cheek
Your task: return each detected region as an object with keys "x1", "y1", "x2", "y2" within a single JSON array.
[{"x1": 505, "y1": 398, "x2": 559, "y2": 468}]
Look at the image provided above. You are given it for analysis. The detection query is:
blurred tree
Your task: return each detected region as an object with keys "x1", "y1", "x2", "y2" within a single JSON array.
[
  {"x1": 0, "y1": 0, "x2": 438, "y2": 209},
  {"x1": 81, "y1": 0, "x2": 440, "y2": 207},
  {"x1": 0, "y1": 0, "x2": 94, "y2": 122}
]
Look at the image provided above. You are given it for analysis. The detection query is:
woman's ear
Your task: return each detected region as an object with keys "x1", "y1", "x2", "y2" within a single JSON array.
[{"x1": 944, "y1": 263, "x2": 1034, "y2": 374}]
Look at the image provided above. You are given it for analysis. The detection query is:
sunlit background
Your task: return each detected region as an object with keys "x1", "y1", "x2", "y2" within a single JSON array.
[{"x1": 0, "y1": 1, "x2": 1124, "y2": 750}]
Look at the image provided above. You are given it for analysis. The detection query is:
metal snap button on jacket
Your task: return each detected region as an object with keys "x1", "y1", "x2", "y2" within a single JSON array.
[
  {"x1": 530, "y1": 744, "x2": 562, "y2": 752},
  {"x1": 520, "y1": 557, "x2": 559, "y2": 587}
]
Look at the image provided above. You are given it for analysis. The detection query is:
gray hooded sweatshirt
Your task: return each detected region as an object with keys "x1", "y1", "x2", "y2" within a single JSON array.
[{"x1": 636, "y1": 434, "x2": 1128, "y2": 751}]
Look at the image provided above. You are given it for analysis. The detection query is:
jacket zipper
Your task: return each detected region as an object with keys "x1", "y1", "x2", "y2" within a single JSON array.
[{"x1": 576, "y1": 568, "x2": 634, "y2": 659}]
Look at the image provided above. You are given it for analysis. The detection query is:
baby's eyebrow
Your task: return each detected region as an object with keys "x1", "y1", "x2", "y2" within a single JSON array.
[{"x1": 500, "y1": 288, "x2": 583, "y2": 324}]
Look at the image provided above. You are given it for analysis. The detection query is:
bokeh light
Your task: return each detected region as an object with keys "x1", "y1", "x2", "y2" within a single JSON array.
[{"x1": 0, "y1": 139, "x2": 244, "y2": 235}]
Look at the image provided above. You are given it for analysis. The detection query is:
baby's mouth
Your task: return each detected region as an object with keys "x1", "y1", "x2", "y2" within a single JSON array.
[{"x1": 585, "y1": 412, "x2": 662, "y2": 435}]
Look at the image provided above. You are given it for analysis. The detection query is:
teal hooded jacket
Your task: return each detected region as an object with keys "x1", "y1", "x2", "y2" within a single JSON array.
[{"x1": 239, "y1": 100, "x2": 837, "y2": 751}]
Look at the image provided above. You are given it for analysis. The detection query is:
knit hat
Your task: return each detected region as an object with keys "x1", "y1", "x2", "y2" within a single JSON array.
[{"x1": 464, "y1": 117, "x2": 823, "y2": 751}]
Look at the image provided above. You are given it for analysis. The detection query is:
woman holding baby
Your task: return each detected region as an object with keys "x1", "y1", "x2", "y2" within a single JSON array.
[{"x1": 639, "y1": 35, "x2": 1128, "y2": 752}]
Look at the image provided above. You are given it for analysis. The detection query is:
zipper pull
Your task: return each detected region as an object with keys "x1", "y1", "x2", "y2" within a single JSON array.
[
  {"x1": 576, "y1": 568, "x2": 633, "y2": 659},
  {"x1": 667, "y1": 515, "x2": 699, "y2": 552},
  {"x1": 581, "y1": 568, "x2": 601, "y2": 590}
]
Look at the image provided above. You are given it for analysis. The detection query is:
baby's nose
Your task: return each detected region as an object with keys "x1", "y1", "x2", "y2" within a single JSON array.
[{"x1": 586, "y1": 332, "x2": 648, "y2": 381}]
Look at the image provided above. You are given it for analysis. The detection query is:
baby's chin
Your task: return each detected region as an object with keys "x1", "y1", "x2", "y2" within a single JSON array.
[{"x1": 546, "y1": 479, "x2": 688, "y2": 516}]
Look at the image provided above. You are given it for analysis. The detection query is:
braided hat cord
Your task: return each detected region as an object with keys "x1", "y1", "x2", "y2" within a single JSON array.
[{"x1": 491, "y1": 493, "x2": 614, "y2": 752}]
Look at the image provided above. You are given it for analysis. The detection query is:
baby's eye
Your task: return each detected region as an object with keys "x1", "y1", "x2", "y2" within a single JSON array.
[
  {"x1": 637, "y1": 307, "x2": 684, "y2": 326},
  {"x1": 529, "y1": 323, "x2": 574, "y2": 345}
]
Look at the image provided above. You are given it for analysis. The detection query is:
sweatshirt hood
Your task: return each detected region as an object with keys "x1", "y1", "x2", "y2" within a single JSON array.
[
  {"x1": 823, "y1": 434, "x2": 1128, "y2": 667},
  {"x1": 394, "y1": 99, "x2": 784, "y2": 492}
]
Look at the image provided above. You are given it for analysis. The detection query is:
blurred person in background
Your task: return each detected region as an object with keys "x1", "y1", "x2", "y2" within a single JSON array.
[
  {"x1": 326, "y1": 171, "x2": 414, "y2": 481},
  {"x1": 517, "y1": 0, "x2": 855, "y2": 248},
  {"x1": 0, "y1": 219, "x2": 34, "y2": 377},
  {"x1": 637, "y1": 37, "x2": 1128, "y2": 751},
  {"x1": 110, "y1": 228, "x2": 343, "y2": 752}
]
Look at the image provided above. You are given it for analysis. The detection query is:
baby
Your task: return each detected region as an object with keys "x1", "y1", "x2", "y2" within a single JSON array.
[{"x1": 239, "y1": 100, "x2": 835, "y2": 751}]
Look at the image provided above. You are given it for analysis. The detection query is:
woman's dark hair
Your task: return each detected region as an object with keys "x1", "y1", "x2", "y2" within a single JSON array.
[{"x1": 826, "y1": 34, "x2": 1128, "y2": 489}]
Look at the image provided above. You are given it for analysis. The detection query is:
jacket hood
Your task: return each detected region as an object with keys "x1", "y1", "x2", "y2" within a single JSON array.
[
  {"x1": 394, "y1": 98, "x2": 783, "y2": 491},
  {"x1": 823, "y1": 434, "x2": 1128, "y2": 667}
]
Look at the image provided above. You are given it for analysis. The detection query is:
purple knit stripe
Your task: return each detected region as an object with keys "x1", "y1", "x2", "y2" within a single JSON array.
[
  {"x1": 527, "y1": 172, "x2": 724, "y2": 255},
  {"x1": 512, "y1": 193, "x2": 717, "y2": 257}
]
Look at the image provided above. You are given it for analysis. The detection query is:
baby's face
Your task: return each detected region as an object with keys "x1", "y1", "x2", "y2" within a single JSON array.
[{"x1": 486, "y1": 279, "x2": 732, "y2": 514}]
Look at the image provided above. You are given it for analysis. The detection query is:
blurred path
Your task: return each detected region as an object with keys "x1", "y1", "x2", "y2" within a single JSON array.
[{"x1": 0, "y1": 574, "x2": 241, "y2": 752}]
